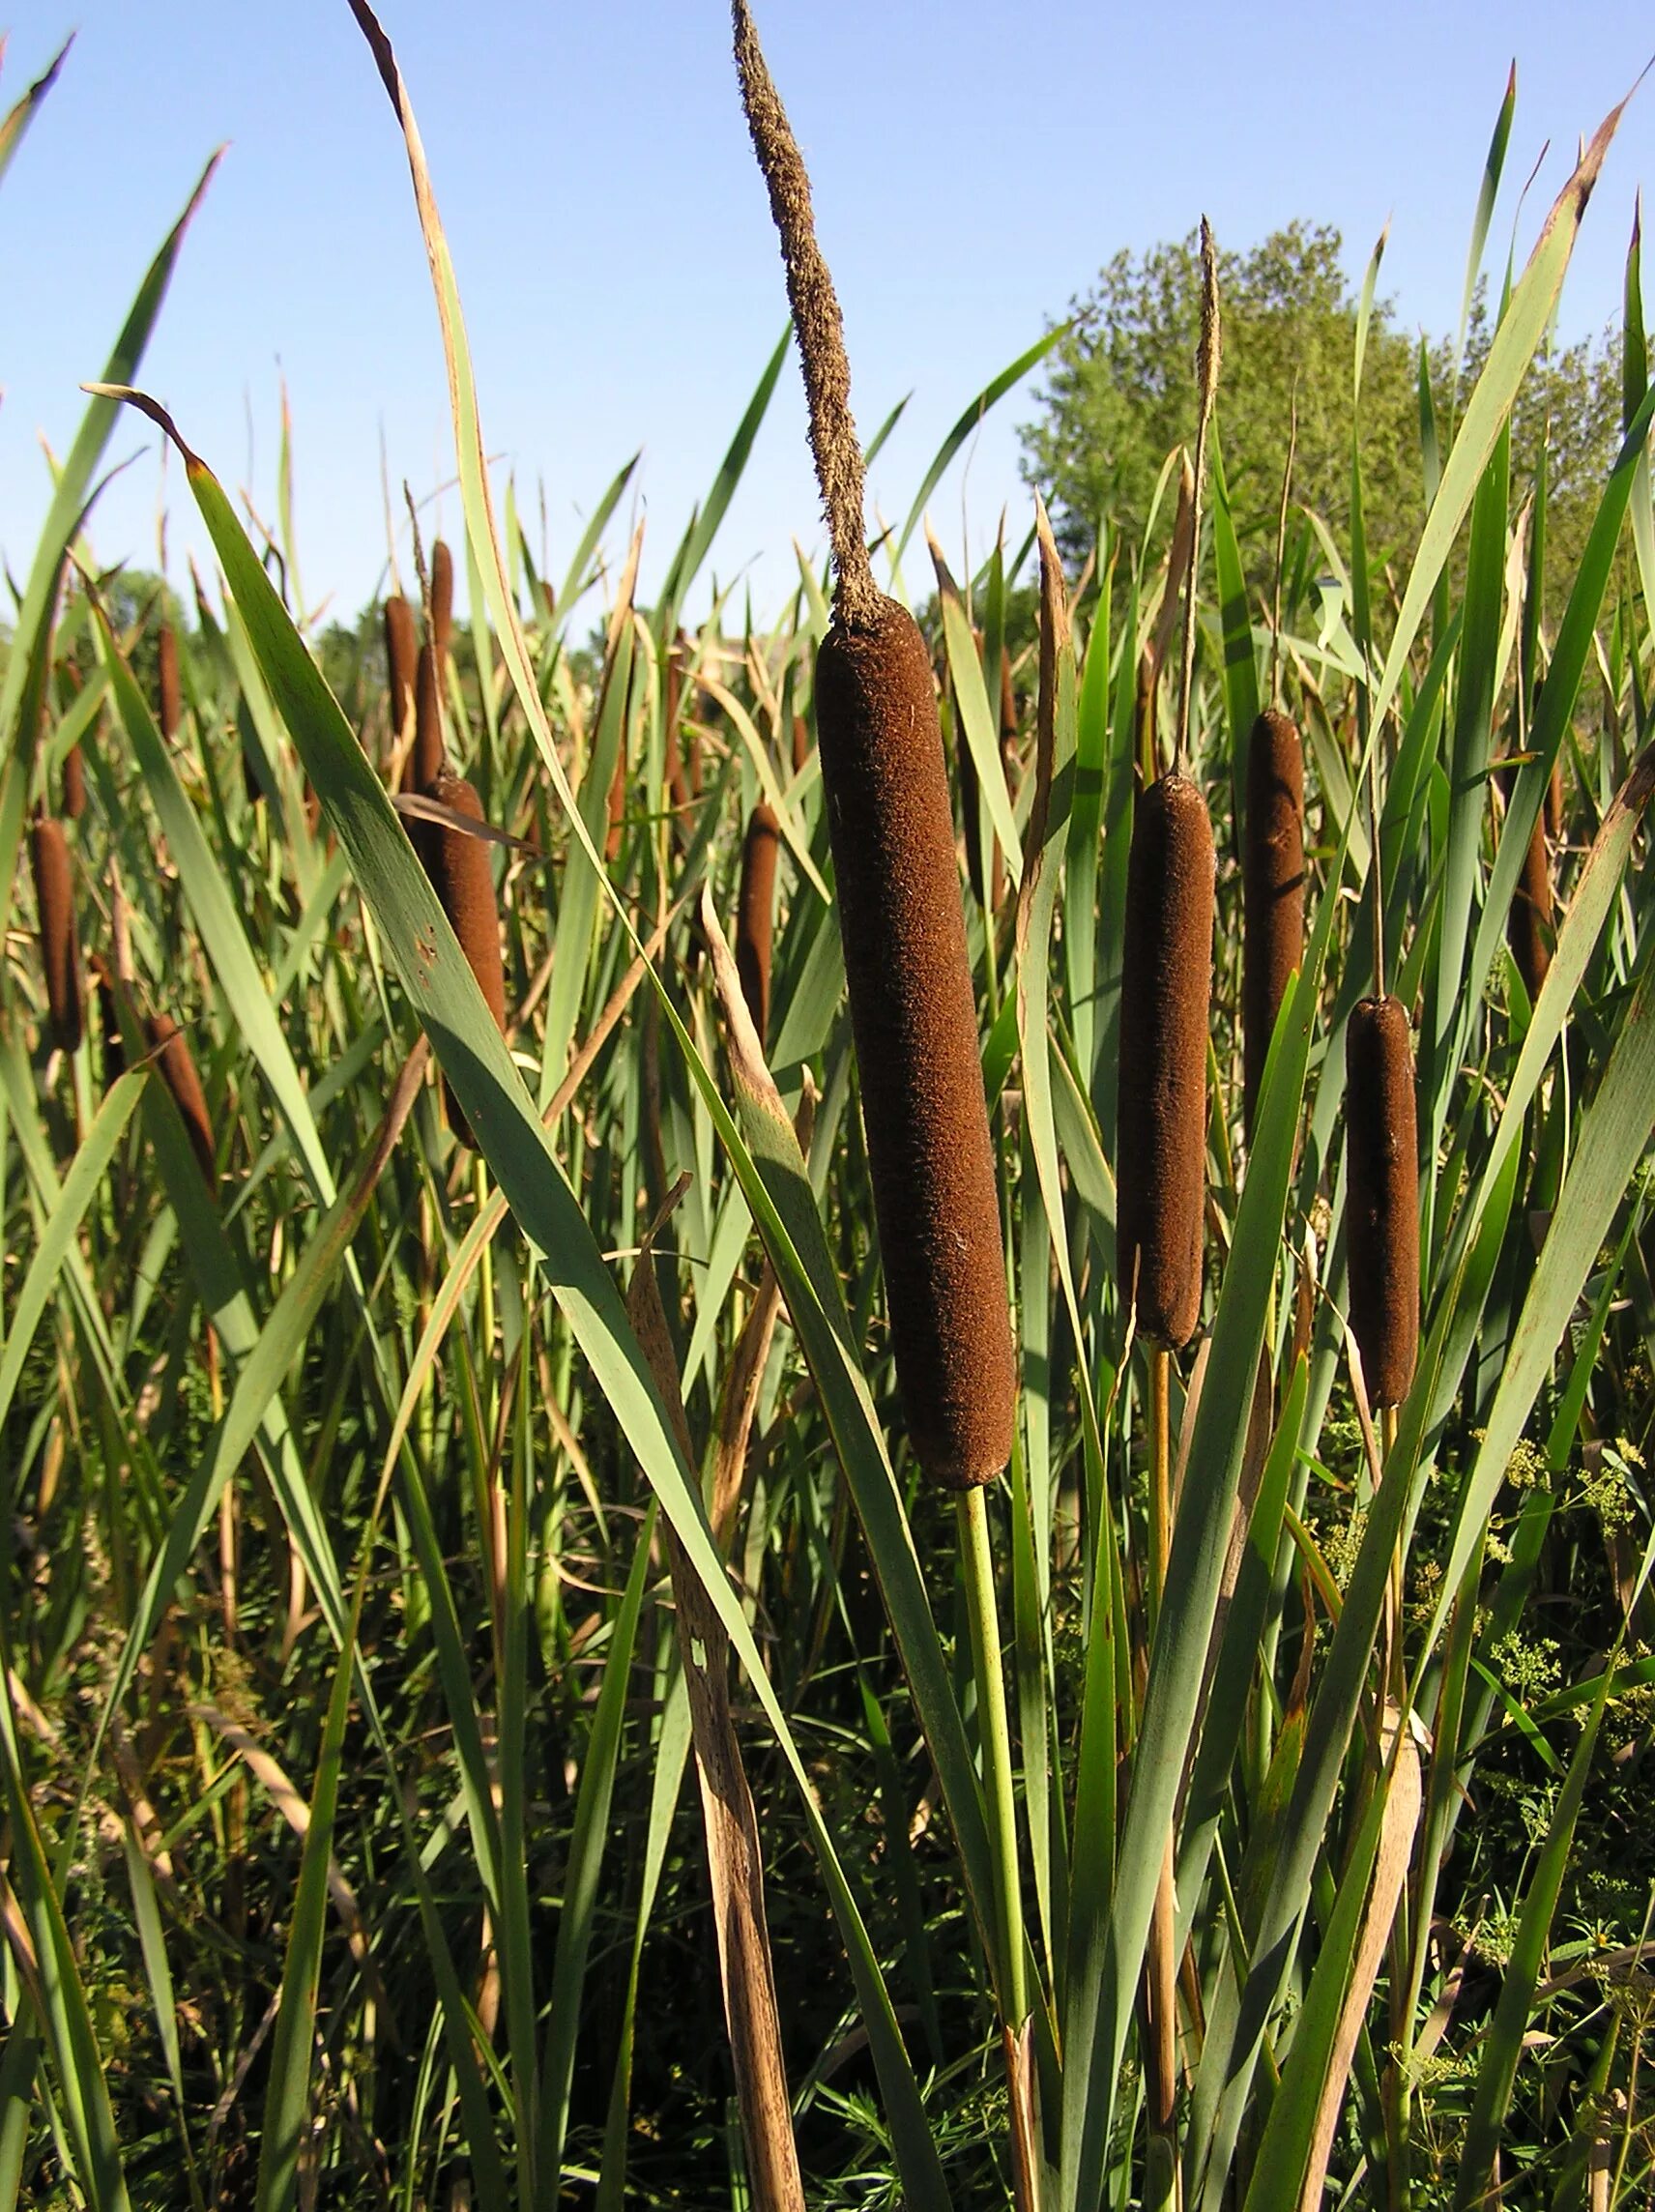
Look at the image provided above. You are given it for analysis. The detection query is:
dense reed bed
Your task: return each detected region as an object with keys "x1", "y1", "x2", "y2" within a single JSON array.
[{"x1": 3, "y1": 18, "x2": 1654, "y2": 2212}]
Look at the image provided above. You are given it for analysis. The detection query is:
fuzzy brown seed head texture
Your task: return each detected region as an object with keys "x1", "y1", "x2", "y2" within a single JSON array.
[
  {"x1": 1344, "y1": 996, "x2": 1419, "y2": 1411},
  {"x1": 30, "y1": 816, "x2": 82, "y2": 1055},
  {"x1": 384, "y1": 595, "x2": 418, "y2": 758},
  {"x1": 158, "y1": 623, "x2": 182, "y2": 740},
  {"x1": 735, "y1": 802, "x2": 780, "y2": 1046},
  {"x1": 1242, "y1": 710, "x2": 1305, "y2": 1135},
  {"x1": 429, "y1": 539, "x2": 454, "y2": 666},
  {"x1": 1117, "y1": 772, "x2": 1215, "y2": 1352},
  {"x1": 814, "y1": 601, "x2": 1017, "y2": 1486},
  {"x1": 62, "y1": 743, "x2": 86, "y2": 822},
  {"x1": 89, "y1": 953, "x2": 123, "y2": 1084},
  {"x1": 1509, "y1": 816, "x2": 1553, "y2": 1003},
  {"x1": 407, "y1": 644, "x2": 444, "y2": 798},
  {"x1": 147, "y1": 1013, "x2": 216, "y2": 1187},
  {"x1": 423, "y1": 771, "x2": 506, "y2": 1148}
]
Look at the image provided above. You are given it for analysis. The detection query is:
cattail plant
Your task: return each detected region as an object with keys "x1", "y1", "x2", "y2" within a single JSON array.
[
  {"x1": 664, "y1": 636, "x2": 692, "y2": 817},
  {"x1": 1241, "y1": 709, "x2": 1305, "y2": 1135},
  {"x1": 734, "y1": 801, "x2": 779, "y2": 1046},
  {"x1": 735, "y1": 10, "x2": 1026, "y2": 2140},
  {"x1": 147, "y1": 1012, "x2": 216, "y2": 1186},
  {"x1": 423, "y1": 771, "x2": 507, "y2": 1147},
  {"x1": 158, "y1": 621, "x2": 182, "y2": 739},
  {"x1": 1345, "y1": 995, "x2": 1419, "y2": 1410},
  {"x1": 791, "y1": 711, "x2": 809, "y2": 775},
  {"x1": 734, "y1": 0, "x2": 1013, "y2": 1492},
  {"x1": 30, "y1": 814, "x2": 83, "y2": 1054},
  {"x1": 384, "y1": 594, "x2": 418, "y2": 764},
  {"x1": 429, "y1": 538, "x2": 454, "y2": 666}
]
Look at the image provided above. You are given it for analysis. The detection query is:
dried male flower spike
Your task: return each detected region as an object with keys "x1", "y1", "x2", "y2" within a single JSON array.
[
  {"x1": 1345, "y1": 995, "x2": 1419, "y2": 1410},
  {"x1": 158, "y1": 622, "x2": 182, "y2": 739},
  {"x1": 429, "y1": 538, "x2": 454, "y2": 666},
  {"x1": 423, "y1": 771, "x2": 507, "y2": 1148},
  {"x1": 1242, "y1": 709, "x2": 1305, "y2": 1135},
  {"x1": 1118, "y1": 772, "x2": 1215, "y2": 1351},
  {"x1": 147, "y1": 1012, "x2": 217, "y2": 1186},
  {"x1": 30, "y1": 816, "x2": 82, "y2": 1055},
  {"x1": 384, "y1": 595, "x2": 418, "y2": 766},
  {"x1": 735, "y1": 802, "x2": 780, "y2": 1045}
]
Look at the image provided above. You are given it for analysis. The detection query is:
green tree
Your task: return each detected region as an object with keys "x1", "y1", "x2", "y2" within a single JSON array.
[{"x1": 1019, "y1": 220, "x2": 1624, "y2": 634}]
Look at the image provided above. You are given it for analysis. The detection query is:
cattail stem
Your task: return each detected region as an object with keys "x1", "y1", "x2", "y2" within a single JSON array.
[
  {"x1": 957, "y1": 1484, "x2": 1027, "y2": 2031},
  {"x1": 1145, "y1": 1348, "x2": 1180, "y2": 2185},
  {"x1": 1173, "y1": 221, "x2": 1221, "y2": 777}
]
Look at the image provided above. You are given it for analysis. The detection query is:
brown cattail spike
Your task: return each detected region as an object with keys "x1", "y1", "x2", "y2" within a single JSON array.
[
  {"x1": 1345, "y1": 996, "x2": 1419, "y2": 1410},
  {"x1": 158, "y1": 622, "x2": 182, "y2": 739},
  {"x1": 30, "y1": 817, "x2": 82, "y2": 1054},
  {"x1": 814, "y1": 598, "x2": 1017, "y2": 1487},
  {"x1": 429, "y1": 539, "x2": 454, "y2": 665},
  {"x1": 792, "y1": 712, "x2": 810, "y2": 775},
  {"x1": 147, "y1": 1013, "x2": 216, "y2": 1186},
  {"x1": 1242, "y1": 710, "x2": 1306, "y2": 1135},
  {"x1": 1545, "y1": 761, "x2": 1565, "y2": 842},
  {"x1": 407, "y1": 643, "x2": 444, "y2": 798},
  {"x1": 1118, "y1": 773, "x2": 1215, "y2": 1351},
  {"x1": 385, "y1": 595, "x2": 418, "y2": 766},
  {"x1": 63, "y1": 744, "x2": 86, "y2": 822},
  {"x1": 89, "y1": 953, "x2": 124, "y2": 1084},
  {"x1": 1509, "y1": 814, "x2": 1553, "y2": 1002},
  {"x1": 735, "y1": 802, "x2": 780, "y2": 1046},
  {"x1": 423, "y1": 771, "x2": 507, "y2": 1148}
]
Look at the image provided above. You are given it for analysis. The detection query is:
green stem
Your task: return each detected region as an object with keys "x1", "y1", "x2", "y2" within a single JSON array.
[{"x1": 958, "y1": 1483, "x2": 1027, "y2": 2030}]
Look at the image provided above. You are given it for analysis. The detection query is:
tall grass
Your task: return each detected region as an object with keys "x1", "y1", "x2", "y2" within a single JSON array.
[{"x1": 3, "y1": 15, "x2": 1654, "y2": 2211}]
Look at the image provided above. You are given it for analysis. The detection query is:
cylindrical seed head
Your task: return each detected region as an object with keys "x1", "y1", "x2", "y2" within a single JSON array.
[
  {"x1": 30, "y1": 817, "x2": 82, "y2": 1054},
  {"x1": 814, "y1": 595, "x2": 1016, "y2": 1487},
  {"x1": 1242, "y1": 710, "x2": 1305, "y2": 1136},
  {"x1": 792, "y1": 712, "x2": 810, "y2": 774},
  {"x1": 63, "y1": 743, "x2": 86, "y2": 822},
  {"x1": 1509, "y1": 814, "x2": 1553, "y2": 1002},
  {"x1": 1345, "y1": 995, "x2": 1419, "y2": 1410},
  {"x1": 1545, "y1": 761, "x2": 1565, "y2": 842},
  {"x1": 406, "y1": 643, "x2": 444, "y2": 798},
  {"x1": 147, "y1": 1012, "x2": 216, "y2": 1186},
  {"x1": 158, "y1": 623, "x2": 182, "y2": 739},
  {"x1": 384, "y1": 595, "x2": 418, "y2": 764},
  {"x1": 735, "y1": 802, "x2": 780, "y2": 1046},
  {"x1": 89, "y1": 952, "x2": 124, "y2": 1084},
  {"x1": 429, "y1": 539, "x2": 454, "y2": 666},
  {"x1": 1118, "y1": 772, "x2": 1215, "y2": 1351},
  {"x1": 423, "y1": 771, "x2": 507, "y2": 1148}
]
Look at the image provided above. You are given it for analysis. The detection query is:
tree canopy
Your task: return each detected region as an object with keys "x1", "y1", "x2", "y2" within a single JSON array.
[{"x1": 1019, "y1": 220, "x2": 1624, "y2": 626}]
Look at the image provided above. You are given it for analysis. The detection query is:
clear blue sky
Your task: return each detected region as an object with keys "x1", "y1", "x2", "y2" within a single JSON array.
[{"x1": 4, "y1": 2, "x2": 1650, "y2": 635}]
